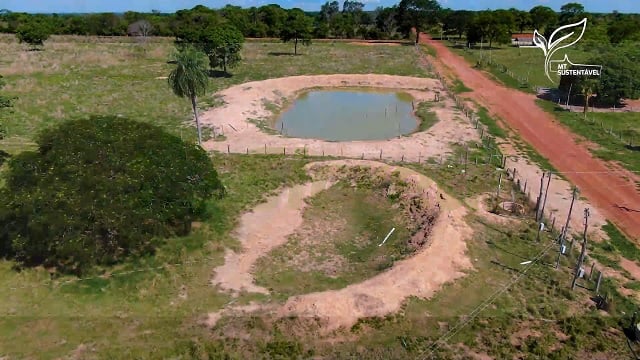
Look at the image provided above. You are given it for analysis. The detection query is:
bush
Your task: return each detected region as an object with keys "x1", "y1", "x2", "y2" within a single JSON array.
[
  {"x1": 0, "y1": 149, "x2": 8, "y2": 166},
  {"x1": 0, "y1": 116, "x2": 223, "y2": 274},
  {"x1": 16, "y1": 21, "x2": 51, "y2": 48}
]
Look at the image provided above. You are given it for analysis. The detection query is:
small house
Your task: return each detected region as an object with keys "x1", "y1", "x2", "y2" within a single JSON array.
[{"x1": 511, "y1": 33, "x2": 534, "y2": 47}]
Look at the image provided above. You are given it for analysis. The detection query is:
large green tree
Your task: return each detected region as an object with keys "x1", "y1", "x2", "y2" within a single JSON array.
[
  {"x1": 468, "y1": 11, "x2": 512, "y2": 48},
  {"x1": 168, "y1": 46, "x2": 210, "y2": 145},
  {"x1": 559, "y1": 2, "x2": 585, "y2": 25},
  {"x1": 281, "y1": 9, "x2": 313, "y2": 55},
  {"x1": 375, "y1": 6, "x2": 398, "y2": 39},
  {"x1": 529, "y1": 5, "x2": 558, "y2": 34},
  {"x1": 0, "y1": 116, "x2": 223, "y2": 274},
  {"x1": 559, "y1": 44, "x2": 640, "y2": 107},
  {"x1": 396, "y1": 0, "x2": 441, "y2": 45},
  {"x1": 443, "y1": 10, "x2": 473, "y2": 39},
  {"x1": 207, "y1": 24, "x2": 244, "y2": 73}
]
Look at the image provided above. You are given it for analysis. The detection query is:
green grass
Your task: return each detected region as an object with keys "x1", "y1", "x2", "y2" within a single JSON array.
[
  {"x1": 603, "y1": 221, "x2": 640, "y2": 262},
  {"x1": 451, "y1": 78, "x2": 471, "y2": 93},
  {"x1": 0, "y1": 35, "x2": 428, "y2": 152},
  {"x1": 0, "y1": 154, "x2": 312, "y2": 359},
  {"x1": 474, "y1": 105, "x2": 507, "y2": 139},
  {"x1": 414, "y1": 102, "x2": 439, "y2": 131},
  {"x1": 537, "y1": 100, "x2": 640, "y2": 174},
  {"x1": 254, "y1": 179, "x2": 413, "y2": 298}
]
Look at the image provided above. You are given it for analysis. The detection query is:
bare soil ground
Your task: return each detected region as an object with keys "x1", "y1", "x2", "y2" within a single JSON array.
[
  {"x1": 210, "y1": 181, "x2": 333, "y2": 295},
  {"x1": 200, "y1": 74, "x2": 478, "y2": 162},
  {"x1": 207, "y1": 160, "x2": 472, "y2": 331},
  {"x1": 501, "y1": 143, "x2": 607, "y2": 240},
  {"x1": 467, "y1": 194, "x2": 522, "y2": 226},
  {"x1": 421, "y1": 34, "x2": 640, "y2": 241}
]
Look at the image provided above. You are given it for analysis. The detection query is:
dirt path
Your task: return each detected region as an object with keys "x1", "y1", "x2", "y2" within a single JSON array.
[
  {"x1": 207, "y1": 160, "x2": 473, "y2": 331},
  {"x1": 421, "y1": 34, "x2": 640, "y2": 241},
  {"x1": 200, "y1": 74, "x2": 478, "y2": 162},
  {"x1": 211, "y1": 181, "x2": 333, "y2": 295},
  {"x1": 502, "y1": 145, "x2": 607, "y2": 239}
]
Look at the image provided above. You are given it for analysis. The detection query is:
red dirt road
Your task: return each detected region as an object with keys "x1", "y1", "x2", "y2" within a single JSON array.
[{"x1": 422, "y1": 35, "x2": 640, "y2": 241}]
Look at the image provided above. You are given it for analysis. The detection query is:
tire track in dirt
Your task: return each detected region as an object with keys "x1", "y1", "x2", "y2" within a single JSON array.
[{"x1": 420, "y1": 34, "x2": 640, "y2": 241}]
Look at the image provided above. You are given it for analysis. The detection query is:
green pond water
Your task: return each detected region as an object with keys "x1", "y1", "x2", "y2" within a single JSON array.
[{"x1": 274, "y1": 90, "x2": 418, "y2": 141}]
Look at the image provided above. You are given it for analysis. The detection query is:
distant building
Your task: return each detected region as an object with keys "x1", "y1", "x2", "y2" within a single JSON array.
[
  {"x1": 127, "y1": 20, "x2": 153, "y2": 37},
  {"x1": 511, "y1": 33, "x2": 534, "y2": 47}
]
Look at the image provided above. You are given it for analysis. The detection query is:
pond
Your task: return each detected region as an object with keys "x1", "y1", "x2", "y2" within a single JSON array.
[{"x1": 273, "y1": 89, "x2": 418, "y2": 141}]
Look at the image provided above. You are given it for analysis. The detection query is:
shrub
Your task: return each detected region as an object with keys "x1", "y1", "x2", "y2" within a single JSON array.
[
  {"x1": 15, "y1": 21, "x2": 51, "y2": 48},
  {"x1": 0, "y1": 149, "x2": 8, "y2": 166},
  {"x1": 0, "y1": 116, "x2": 223, "y2": 274}
]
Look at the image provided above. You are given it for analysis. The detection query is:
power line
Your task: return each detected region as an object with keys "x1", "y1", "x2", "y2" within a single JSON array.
[{"x1": 419, "y1": 240, "x2": 558, "y2": 360}]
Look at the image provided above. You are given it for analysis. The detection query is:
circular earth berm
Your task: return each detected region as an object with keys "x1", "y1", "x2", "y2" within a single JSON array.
[
  {"x1": 200, "y1": 74, "x2": 479, "y2": 162},
  {"x1": 207, "y1": 160, "x2": 473, "y2": 332}
]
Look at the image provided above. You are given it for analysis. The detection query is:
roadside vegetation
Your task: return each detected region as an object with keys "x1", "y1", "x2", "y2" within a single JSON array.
[{"x1": 537, "y1": 100, "x2": 640, "y2": 173}]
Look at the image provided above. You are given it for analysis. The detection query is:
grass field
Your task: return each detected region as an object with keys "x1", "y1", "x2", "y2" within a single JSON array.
[
  {"x1": 446, "y1": 39, "x2": 593, "y2": 91},
  {"x1": 254, "y1": 180, "x2": 412, "y2": 298},
  {"x1": 537, "y1": 100, "x2": 640, "y2": 174},
  {"x1": 0, "y1": 35, "x2": 428, "y2": 150}
]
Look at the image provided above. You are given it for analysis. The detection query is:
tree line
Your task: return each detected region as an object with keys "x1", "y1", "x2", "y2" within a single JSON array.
[{"x1": 2, "y1": 1, "x2": 640, "y2": 44}]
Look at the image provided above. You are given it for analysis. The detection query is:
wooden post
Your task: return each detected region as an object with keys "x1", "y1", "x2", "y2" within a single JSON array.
[
  {"x1": 303, "y1": 146, "x2": 306, "y2": 157},
  {"x1": 535, "y1": 172, "x2": 546, "y2": 221},
  {"x1": 246, "y1": 147, "x2": 249, "y2": 155},
  {"x1": 380, "y1": 149, "x2": 383, "y2": 159},
  {"x1": 464, "y1": 147, "x2": 468, "y2": 173},
  {"x1": 227, "y1": 144, "x2": 230, "y2": 154},
  {"x1": 595, "y1": 271, "x2": 603, "y2": 294},
  {"x1": 561, "y1": 187, "x2": 578, "y2": 245},
  {"x1": 589, "y1": 263, "x2": 595, "y2": 281},
  {"x1": 571, "y1": 208, "x2": 590, "y2": 290},
  {"x1": 540, "y1": 172, "x2": 552, "y2": 222},
  {"x1": 523, "y1": 179, "x2": 527, "y2": 194},
  {"x1": 496, "y1": 173, "x2": 503, "y2": 200},
  {"x1": 283, "y1": 147, "x2": 286, "y2": 155},
  {"x1": 555, "y1": 227, "x2": 564, "y2": 269},
  {"x1": 264, "y1": 144, "x2": 267, "y2": 154}
]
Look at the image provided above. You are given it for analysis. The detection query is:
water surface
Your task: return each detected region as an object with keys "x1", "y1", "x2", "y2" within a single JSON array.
[{"x1": 274, "y1": 90, "x2": 418, "y2": 141}]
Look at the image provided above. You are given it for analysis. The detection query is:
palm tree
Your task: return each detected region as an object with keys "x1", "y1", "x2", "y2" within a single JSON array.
[{"x1": 168, "y1": 46, "x2": 209, "y2": 145}]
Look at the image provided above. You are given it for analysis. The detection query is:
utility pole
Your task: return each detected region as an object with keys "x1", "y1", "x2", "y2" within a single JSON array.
[
  {"x1": 561, "y1": 187, "x2": 579, "y2": 244},
  {"x1": 539, "y1": 172, "x2": 552, "y2": 222},
  {"x1": 571, "y1": 208, "x2": 590, "y2": 290},
  {"x1": 535, "y1": 171, "x2": 546, "y2": 222}
]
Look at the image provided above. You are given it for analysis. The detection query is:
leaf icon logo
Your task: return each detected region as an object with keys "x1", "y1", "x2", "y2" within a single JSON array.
[{"x1": 531, "y1": 18, "x2": 588, "y2": 83}]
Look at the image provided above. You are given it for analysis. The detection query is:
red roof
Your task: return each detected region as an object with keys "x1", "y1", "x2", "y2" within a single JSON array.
[{"x1": 512, "y1": 33, "x2": 534, "y2": 39}]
